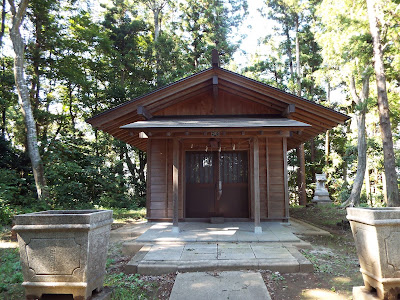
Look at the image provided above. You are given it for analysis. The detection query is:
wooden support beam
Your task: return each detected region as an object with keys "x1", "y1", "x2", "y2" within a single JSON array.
[
  {"x1": 266, "y1": 138, "x2": 270, "y2": 219},
  {"x1": 283, "y1": 137, "x2": 289, "y2": 219},
  {"x1": 253, "y1": 137, "x2": 262, "y2": 233},
  {"x1": 137, "y1": 106, "x2": 153, "y2": 120},
  {"x1": 172, "y1": 138, "x2": 180, "y2": 233},
  {"x1": 279, "y1": 131, "x2": 291, "y2": 137},
  {"x1": 213, "y1": 75, "x2": 219, "y2": 111},
  {"x1": 213, "y1": 75, "x2": 218, "y2": 85},
  {"x1": 281, "y1": 104, "x2": 295, "y2": 118},
  {"x1": 146, "y1": 139, "x2": 152, "y2": 219},
  {"x1": 212, "y1": 49, "x2": 220, "y2": 68},
  {"x1": 139, "y1": 132, "x2": 148, "y2": 139}
]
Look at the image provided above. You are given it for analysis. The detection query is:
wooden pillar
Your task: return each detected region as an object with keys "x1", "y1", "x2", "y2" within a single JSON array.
[
  {"x1": 297, "y1": 143, "x2": 307, "y2": 205},
  {"x1": 146, "y1": 139, "x2": 152, "y2": 219},
  {"x1": 172, "y1": 138, "x2": 179, "y2": 233},
  {"x1": 283, "y1": 138, "x2": 289, "y2": 220},
  {"x1": 253, "y1": 137, "x2": 262, "y2": 234},
  {"x1": 266, "y1": 138, "x2": 270, "y2": 219}
]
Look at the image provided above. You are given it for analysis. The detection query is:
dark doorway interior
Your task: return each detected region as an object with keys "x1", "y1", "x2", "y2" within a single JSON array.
[{"x1": 185, "y1": 151, "x2": 249, "y2": 218}]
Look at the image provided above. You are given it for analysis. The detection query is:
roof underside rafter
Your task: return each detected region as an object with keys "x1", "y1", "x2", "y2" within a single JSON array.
[{"x1": 86, "y1": 68, "x2": 349, "y2": 151}]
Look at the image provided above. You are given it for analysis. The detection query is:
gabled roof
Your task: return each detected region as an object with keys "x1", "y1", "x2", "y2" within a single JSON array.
[
  {"x1": 87, "y1": 67, "x2": 349, "y2": 150},
  {"x1": 121, "y1": 117, "x2": 311, "y2": 130}
]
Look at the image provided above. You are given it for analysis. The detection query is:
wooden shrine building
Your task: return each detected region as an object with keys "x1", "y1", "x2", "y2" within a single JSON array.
[{"x1": 87, "y1": 55, "x2": 349, "y2": 233}]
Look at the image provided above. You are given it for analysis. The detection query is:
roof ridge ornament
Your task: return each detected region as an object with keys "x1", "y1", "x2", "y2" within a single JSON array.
[{"x1": 212, "y1": 49, "x2": 220, "y2": 68}]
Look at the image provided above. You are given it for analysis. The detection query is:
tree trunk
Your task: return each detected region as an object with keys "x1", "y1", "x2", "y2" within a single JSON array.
[
  {"x1": 0, "y1": 0, "x2": 5, "y2": 45},
  {"x1": 153, "y1": 8, "x2": 161, "y2": 87},
  {"x1": 0, "y1": 0, "x2": 5, "y2": 138},
  {"x1": 295, "y1": 16, "x2": 307, "y2": 205},
  {"x1": 325, "y1": 82, "x2": 331, "y2": 166},
  {"x1": 123, "y1": 145, "x2": 137, "y2": 179},
  {"x1": 366, "y1": 0, "x2": 399, "y2": 207},
  {"x1": 1, "y1": 107, "x2": 5, "y2": 138},
  {"x1": 310, "y1": 138, "x2": 315, "y2": 183},
  {"x1": 297, "y1": 144, "x2": 307, "y2": 205},
  {"x1": 284, "y1": 21, "x2": 294, "y2": 84},
  {"x1": 138, "y1": 150, "x2": 147, "y2": 184},
  {"x1": 144, "y1": 0, "x2": 167, "y2": 87},
  {"x1": 295, "y1": 16, "x2": 301, "y2": 97},
  {"x1": 8, "y1": 0, "x2": 48, "y2": 201},
  {"x1": 365, "y1": 159, "x2": 371, "y2": 206},
  {"x1": 341, "y1": 74, "x2": 370, "y2": 208},
  {"x1": 325, "y1": 131, "x2": 330, "y2": 165}
]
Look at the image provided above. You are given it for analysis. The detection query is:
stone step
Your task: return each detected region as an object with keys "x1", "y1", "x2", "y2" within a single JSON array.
[
  {"x1": 110, "y1": 222, "x2": 150, "y2": 239},
  {"x1": 124, "y1": 243, "x2": 313, "y2": 275},
  {"x1": 121, "y1": 240, "x2": 312, "y2": 256}
]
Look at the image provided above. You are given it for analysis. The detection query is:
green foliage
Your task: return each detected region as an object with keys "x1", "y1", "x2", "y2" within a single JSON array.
[
  {"x1": 302, "y1": 249, "x2": 334, "y2": 273},
  {"x1": 270, "y1": 271, "x2": 285, "y2": 281},
  {"x1": 111, "y1": 207, "x2": 147, "y2": 223},
  {"x1": 0, "y1": 248, "x2": 24, "y2": 299},
  {"x1": 0, "y1": 138, "x2": 39, "y2": 225},
  {"x1": 1, "y1": 0, "x2": 398, "y2": 219},
  {"x1": 45, "y1": 136, "x2": 142, "y2": 209},
  {"x1": 176, "y1": 0, "x2": 248, "y2": 70},
  {"x1": 105, "y1": 273, "x2": 154, "y2": 299}
]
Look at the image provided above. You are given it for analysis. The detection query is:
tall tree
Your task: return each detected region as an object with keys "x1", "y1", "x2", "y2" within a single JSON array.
[
  {"x1": 142, "y1": 0, "x2": 170, "y2": 86},
  {"x1": 315, "y1": 0, "x2": 376, "y2": 206},
  {"x1": 294, "y1": 5, "x2": 306, "y2": 205},
  {"x1": 342, "y1": 72, "x2": 371, "y2": 207},
  {"x1": 8, "y1": 0, "x2": 48, "y2": 200},
  {"x1": 265, "y1": 0, "x2": 308, "y2": 205},
  {"x1": 0, "y1": 0, "x2": 5, "y2": 46},
  {"x1": 177, "y1": 0, "x2": 247, "y2": 70},
  {"x1": 366, "y1": 0, "x2": 399, "y2": 206}
]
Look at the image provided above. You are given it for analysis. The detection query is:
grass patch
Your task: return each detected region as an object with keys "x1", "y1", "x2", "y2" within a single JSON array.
[
  {"x1": 0, "y1": 248, "x2": 24, "y2": 299},
  {"x1": 289, "y1": 204, "x2": 349, "y2": 231},
  {"x1": 105, "y1": 273, "x2": 156, "y2": 299},
  {"x1": 110, "y1": 207, "x2": 147, "y2": 224}
]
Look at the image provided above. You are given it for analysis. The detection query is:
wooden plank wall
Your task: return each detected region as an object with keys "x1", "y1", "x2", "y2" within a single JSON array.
[
  {"x1": 155, "y1": 90, "x2": 279, "y2": 116},
  {"x1": 148, "y1": 139, "x2": 184, "y2": 220},
  {"x1": 148, "y1": 139, "x2": 168, "y2": 219},
  {"x1": 258, "y1": 138, "x2": 267, "y2": 219},
  {"x1": 148, "y1": 137, "x2": 286, "y2": 220},
  {"x1": 266, "y1": 137, "x2": 286, "y2": 219}
]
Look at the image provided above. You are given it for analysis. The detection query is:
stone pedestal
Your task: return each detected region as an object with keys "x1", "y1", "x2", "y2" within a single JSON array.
[
  {"x1": 312, "y1": 174, "x2": 331, "y2": 204},
  {"x1": 347, "y1": 208, "x2": 400, "y2": 300},
  {"x1": 13, "y1": 210, "x2": 113, "y2": 300},
  {"x1": 353, "y1": 286, "x2": 379, "y2": 300}
]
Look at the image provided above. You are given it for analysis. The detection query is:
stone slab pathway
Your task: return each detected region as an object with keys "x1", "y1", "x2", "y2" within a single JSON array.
[
  {"x1": 169, "y1": 271, "x2": 272, "y2": 300},
  {"x1": 126, "y1": 242, "x2": 313, "y2": 275},
  {"x1": 135, "y1": 222, "x2": 301, "y2": 243}
]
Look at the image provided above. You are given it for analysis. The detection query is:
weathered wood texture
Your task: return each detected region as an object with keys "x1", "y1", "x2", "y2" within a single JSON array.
[
  {"x1": 253, "y1": 137, "x2": 261, "y2": 227},
  {"x1": 266, "y1": 138, "x2": 286, "y2": 219},
  {"x1": 147, "y1": 136, "x2": 287, "y2": 221},
  {"x1": 154, "y1": 89, "x2": 280, "y2": 116},
  {"x1": 172, "y1": 138, "x2": 179, "y2": 226},
  {"x1": 87, "y1": 68, "x2": 349, "y2": 151},
  {"x1": 147, "y1": 139, "x2": 183, "y2": 220}
]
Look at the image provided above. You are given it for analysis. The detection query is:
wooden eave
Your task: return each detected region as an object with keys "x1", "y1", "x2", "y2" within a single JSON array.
[{"x1": 86, "y1": 67, "x2": 350, "y2": 151}]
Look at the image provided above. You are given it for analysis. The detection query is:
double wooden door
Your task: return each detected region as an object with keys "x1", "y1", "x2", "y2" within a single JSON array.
[{"x1": 185, "y1": 151, "x2": 249, "y2": 218}]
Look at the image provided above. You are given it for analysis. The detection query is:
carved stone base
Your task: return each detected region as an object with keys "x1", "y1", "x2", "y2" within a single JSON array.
[{"x1": 13, "y1": 210, "x2": 113, "y2": 300}]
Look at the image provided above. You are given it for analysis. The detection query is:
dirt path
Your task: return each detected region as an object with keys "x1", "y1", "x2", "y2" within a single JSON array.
[
  {"x1": 262, "y1": 205, "x2": 364, "y2": 300},
  {"x1": 107, "y1": 206, "x2": 363, "y2": 299}
]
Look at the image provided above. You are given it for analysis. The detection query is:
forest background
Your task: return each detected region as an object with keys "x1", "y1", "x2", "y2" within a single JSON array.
[{"x1": 1, "y1": 0, "x2": 399, "y2": 226}]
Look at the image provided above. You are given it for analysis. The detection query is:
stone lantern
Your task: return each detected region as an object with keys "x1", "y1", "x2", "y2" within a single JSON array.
[{"x1": 312, "y1": 174, "x2": 331, "y2": 204}]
